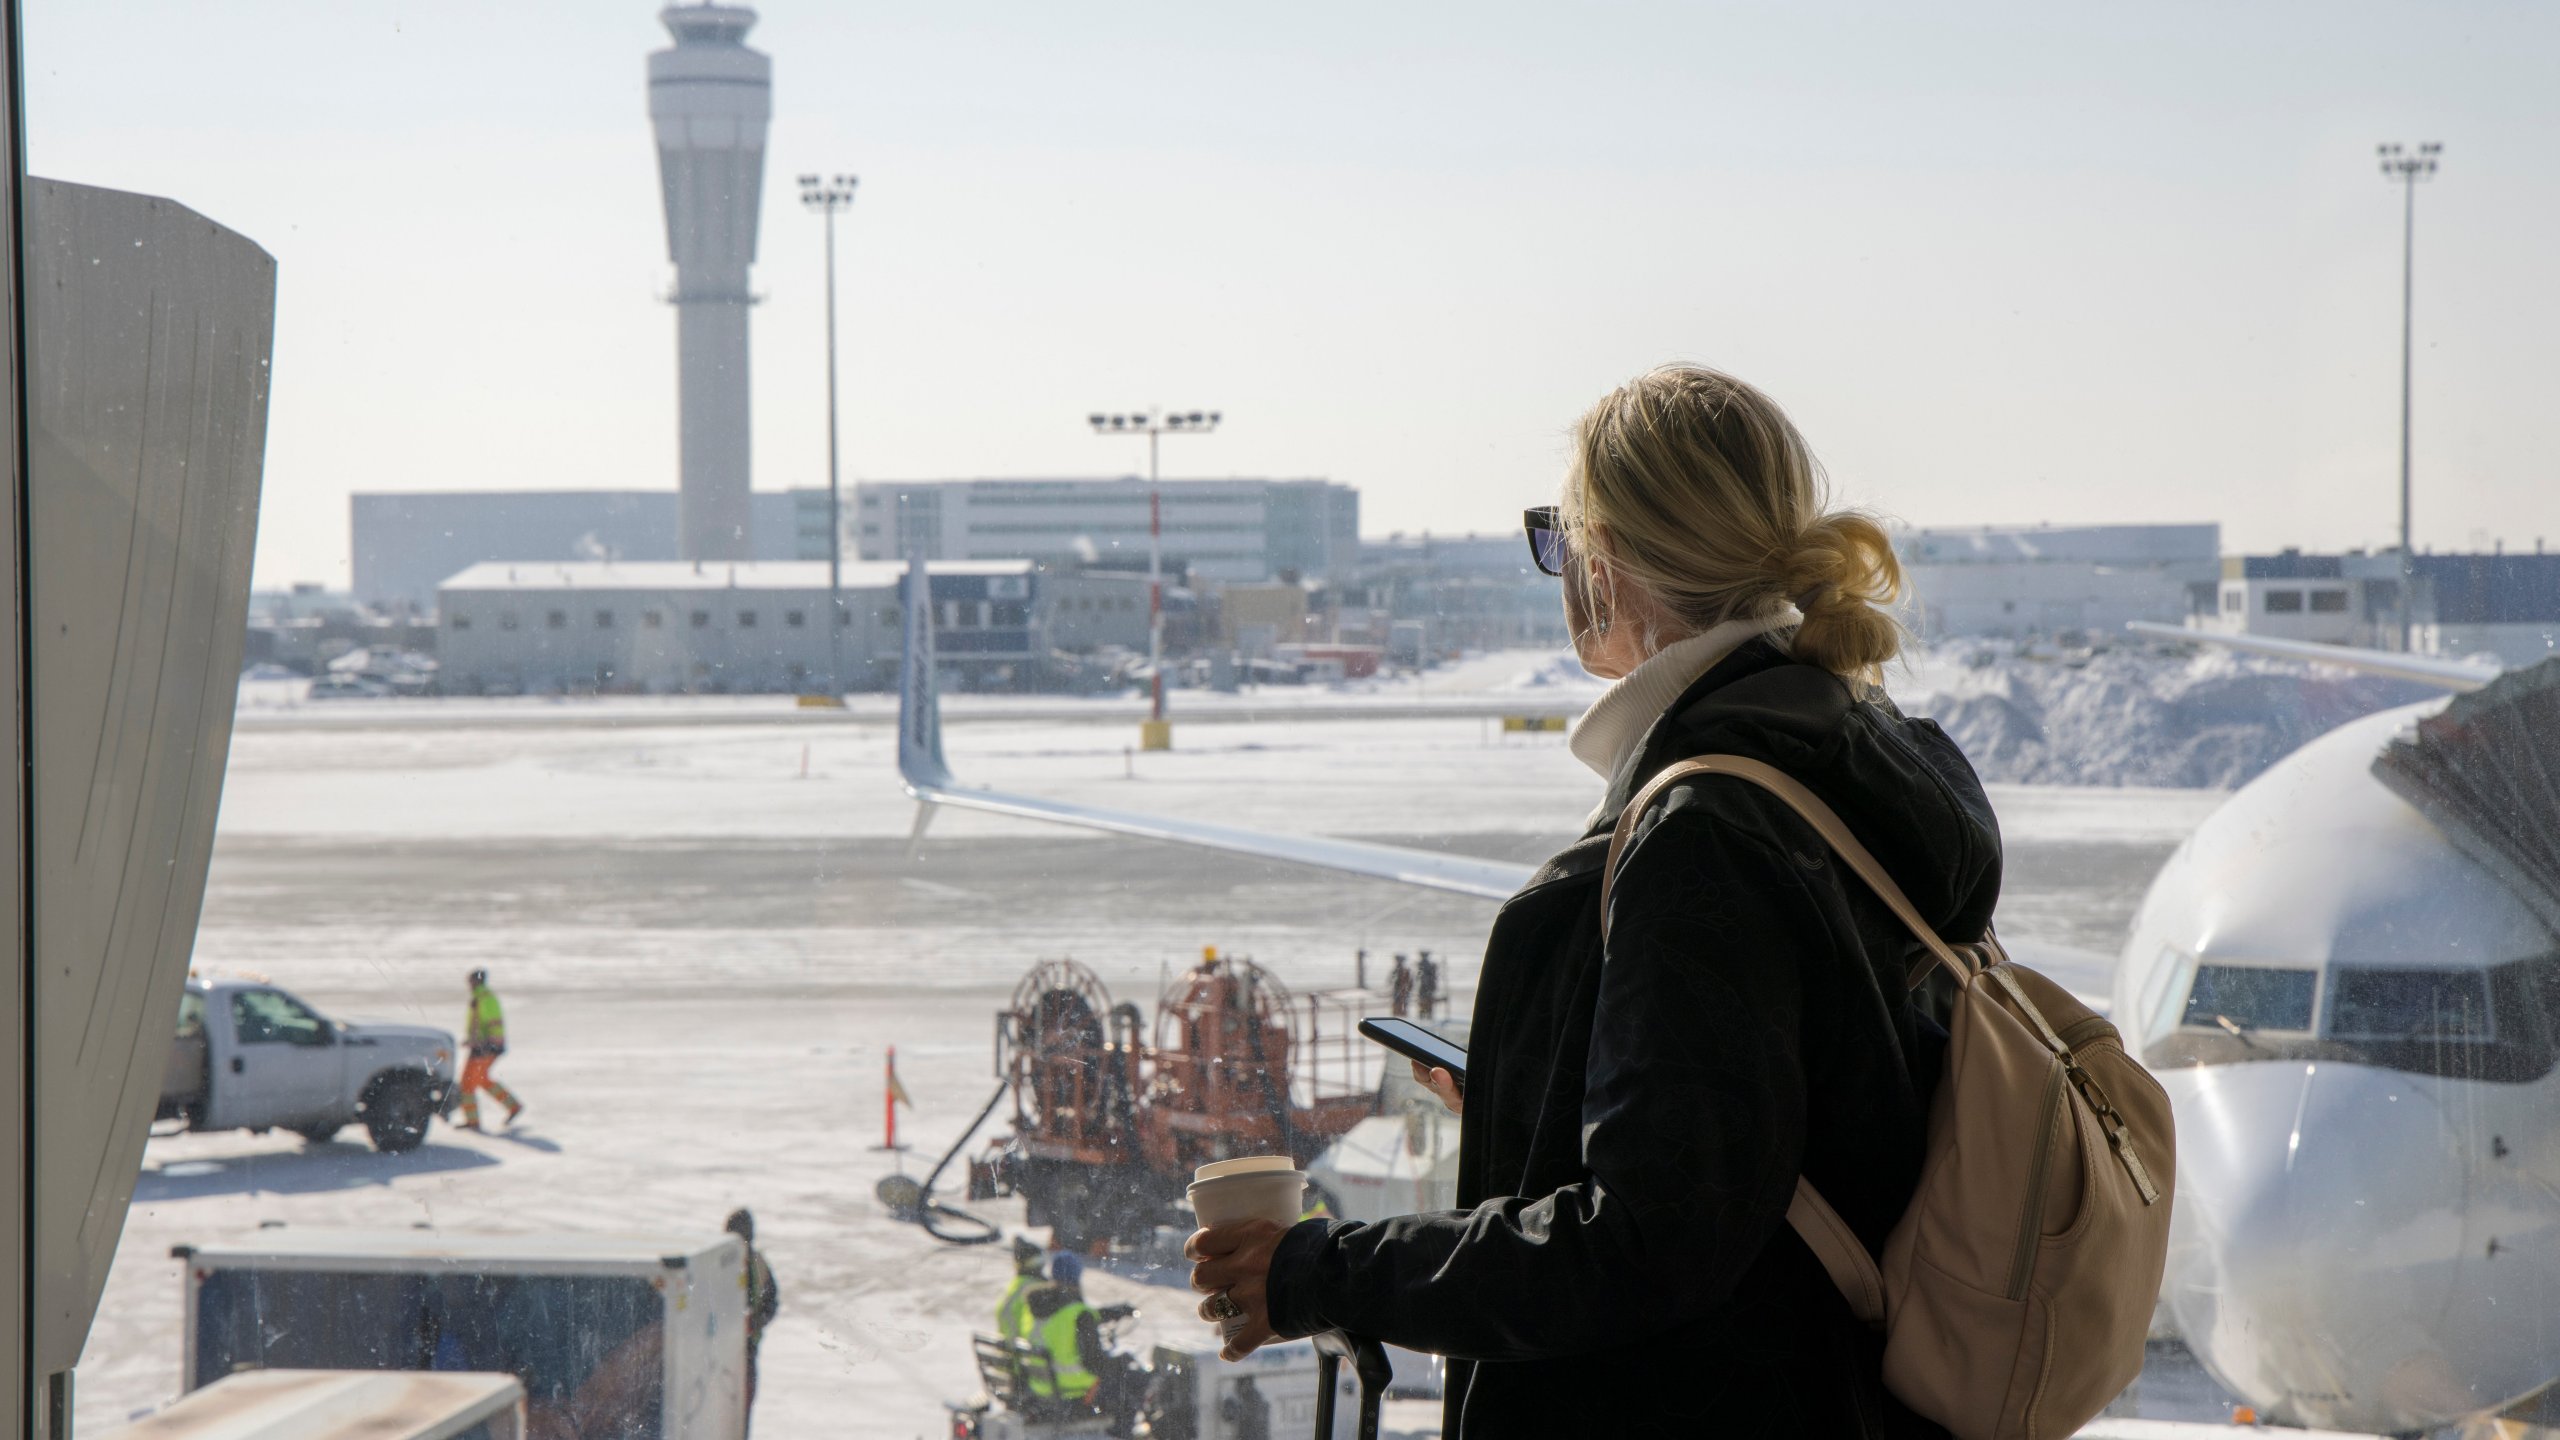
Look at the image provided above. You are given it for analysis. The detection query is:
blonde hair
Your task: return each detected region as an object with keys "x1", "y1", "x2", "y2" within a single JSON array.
[{"x1": 1563, "y1": 364, "x2": 1904, "y2": 679}]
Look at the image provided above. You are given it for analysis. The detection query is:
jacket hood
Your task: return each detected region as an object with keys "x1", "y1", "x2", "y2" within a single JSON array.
[
  {"x1": 1024, "y1": 1283, "x2": 1082, "y2": 1321},
  {"x1": 1598, "y1": 636, "x2": 2003, "y2": 944}
]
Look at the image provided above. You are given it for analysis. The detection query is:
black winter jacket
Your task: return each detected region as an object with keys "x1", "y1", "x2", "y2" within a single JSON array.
[{"x1": 1264, "y1": 638, "x2": 2002, "y2": 1437}]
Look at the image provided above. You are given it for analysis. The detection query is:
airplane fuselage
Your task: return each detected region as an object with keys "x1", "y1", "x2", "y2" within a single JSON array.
[{"x1": 2117, "y1": 702, "x2": 2560, "y2": 1434}]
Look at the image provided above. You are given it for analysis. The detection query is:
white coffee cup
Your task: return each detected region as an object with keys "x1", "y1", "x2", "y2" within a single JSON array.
[
  {"x1": 1188, "y1": 1155, "x2": 1309, "y2": 1230},
  {"x1": 1189, "y1": 1157, "x2": 1308, "y2": 1342}
]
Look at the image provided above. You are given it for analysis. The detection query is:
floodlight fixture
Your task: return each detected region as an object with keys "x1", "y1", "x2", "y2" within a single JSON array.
[{"x1": 1082, "y1": 406, "x2": 1228, "y2": 735}]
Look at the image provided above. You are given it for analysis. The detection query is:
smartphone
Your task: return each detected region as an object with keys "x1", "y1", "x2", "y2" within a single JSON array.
[{"x1": 1359, "y1": 1016, "x2": 1468, "y2": 1091}]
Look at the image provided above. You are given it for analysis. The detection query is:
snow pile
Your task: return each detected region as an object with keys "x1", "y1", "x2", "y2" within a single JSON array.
[
  {"x1": 1891, "y1": 640, "x2": 2444, "y2": 789},
  {"x1": 1498, "y1": 653, "x2": 1605, "y2": 694}
]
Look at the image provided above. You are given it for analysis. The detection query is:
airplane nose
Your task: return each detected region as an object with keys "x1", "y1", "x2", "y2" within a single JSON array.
[{"x1": 2167, "y1": 1060, "x2": 2481, "y2": 1432}]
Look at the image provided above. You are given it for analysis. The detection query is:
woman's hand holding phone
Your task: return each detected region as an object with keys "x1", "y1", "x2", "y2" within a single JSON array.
[{"x1": 1413, "y1": 1061, "x2": 1463, "y2": 1115}]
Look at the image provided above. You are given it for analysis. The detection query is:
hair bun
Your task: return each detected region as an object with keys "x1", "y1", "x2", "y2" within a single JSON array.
[{"x1": 1781, "y1": 512, "x2": 1904, "y2": 678}]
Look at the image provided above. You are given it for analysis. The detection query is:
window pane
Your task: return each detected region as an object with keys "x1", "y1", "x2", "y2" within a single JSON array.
[
  {"x1": 2182, "y1": 964, "x2": 2318, "y2": 1032},
  {"x1": 2329, "y1": 968, "x2": 2493, "y2": 1041}
]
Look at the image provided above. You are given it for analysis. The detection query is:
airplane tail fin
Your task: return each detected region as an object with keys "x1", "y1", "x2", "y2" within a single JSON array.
[{"x1": 897, "y1": 550, "x2": 953, "y2": 795}]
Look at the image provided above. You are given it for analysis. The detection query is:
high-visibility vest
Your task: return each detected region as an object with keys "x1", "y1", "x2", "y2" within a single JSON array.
[
  {"x1": 467, "y1": 989, "x2": 506, "y2": 1048},
  {"x1": 995, "y1": 1273, "x2": 1047, "y2": 1342},
  {"x1": 1028, "y1": 1301, "x2": 1099, "y2": 1400}
]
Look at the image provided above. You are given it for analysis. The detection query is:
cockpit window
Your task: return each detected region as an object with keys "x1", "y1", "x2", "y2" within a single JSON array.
[
  {"x1": 2327, "y1": 967, "x2": 2493, "y2": 1043},
  {"x1": 2180, "y1": 964, "x2": 2317, "y2": 1033}
]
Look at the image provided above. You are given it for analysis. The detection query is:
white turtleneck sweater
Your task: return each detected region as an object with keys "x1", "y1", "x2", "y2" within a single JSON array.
[{"x1": 1568, "y1": 611, "x2": 1799, "y2": 805}]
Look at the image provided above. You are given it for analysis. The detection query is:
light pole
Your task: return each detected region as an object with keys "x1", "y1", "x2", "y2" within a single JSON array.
[
  {"x1": 1088, "y1": 410, "x2": 1221, "y2": 750},
  {"x1": 799, "y1": 172, "x2": 858, "y2": 698},
  {"x1": 2377, "y1": 141, "x2": 2440, "y2": 653}
]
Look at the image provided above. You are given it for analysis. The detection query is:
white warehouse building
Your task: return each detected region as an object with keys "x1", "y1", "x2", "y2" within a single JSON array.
[
  {"x1": 436, "y1": 559, "x2": 1036, "y2": 695},
  {"x1": 1896, "y1": 523, "x2": 2221, "y2": 640}
]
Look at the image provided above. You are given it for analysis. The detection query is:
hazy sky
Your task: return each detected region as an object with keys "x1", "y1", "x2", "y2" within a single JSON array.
[{"x1": 24, "y1": 2, "x2": 2560, "y2": 587}]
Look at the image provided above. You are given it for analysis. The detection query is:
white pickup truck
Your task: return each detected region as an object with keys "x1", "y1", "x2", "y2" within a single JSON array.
[{"x1": 157, "y1": 977, "x2": 459, "y2": 1152}]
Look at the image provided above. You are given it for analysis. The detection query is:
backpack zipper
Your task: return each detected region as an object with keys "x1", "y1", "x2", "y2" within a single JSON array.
[{"x1": 2008, "y1": 1061, "x2": 2068, "y2": 1300}]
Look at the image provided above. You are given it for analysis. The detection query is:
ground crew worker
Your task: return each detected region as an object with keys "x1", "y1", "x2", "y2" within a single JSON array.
[
  {"x1": 1022, "y1": 1253, "x2": 1142, "y2": 1438},
  {"x1": 728, "y1": 1208, "x2": 781, "y2": 1435},
  {"x1": 996, "y1": 1236, "x2": 1051, "y2": 1342},
  {"x1": 456, "y1": 968, "x2": 523, "y2": 1131},
  {"x1": 1416, "y1": 950, "x2": 1440, "y2": 1019},
  {"x1": 1389, "y1": 954, "x2": 1414, "y2": 1018}
]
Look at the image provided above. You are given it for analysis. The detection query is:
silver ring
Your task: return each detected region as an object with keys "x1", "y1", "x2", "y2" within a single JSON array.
[{"x1": 1202, "y1": 1290, "x2": 1244, "y2": 1323}]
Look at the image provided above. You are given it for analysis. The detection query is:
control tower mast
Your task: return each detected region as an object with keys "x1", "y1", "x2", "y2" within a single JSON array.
[{"x1": 649, "y1": 3, "x2": 770, "y2": 561}]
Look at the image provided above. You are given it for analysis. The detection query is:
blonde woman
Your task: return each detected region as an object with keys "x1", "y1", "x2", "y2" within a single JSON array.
[{"x1": 1189, "y1": 366, "x2": 1998, "y2": 1437}]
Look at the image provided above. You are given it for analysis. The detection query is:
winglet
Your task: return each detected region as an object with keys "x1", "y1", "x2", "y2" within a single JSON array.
[
  {"x1": 897, "y1": 550, "x2": 953, "y2": 794},
  {"x1": 2125, "y1": 621, "x2": 2499, "y2": 692}
]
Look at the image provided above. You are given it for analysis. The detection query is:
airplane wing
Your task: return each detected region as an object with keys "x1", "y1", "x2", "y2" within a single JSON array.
[
  {"x1": 2125, "y1": 621, "x2": 2500, "y2": 692},
  {"x1": 894, "y1": 555, "x2": 1536, "y2": 903}
]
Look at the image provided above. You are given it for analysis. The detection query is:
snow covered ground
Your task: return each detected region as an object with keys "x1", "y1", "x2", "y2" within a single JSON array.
[
  {"x1": 84, "y1": 664, "x2": 2259, "y2": 1436},
  {"x1": 239, "y1": 636, "x2": 2448, "y2": 794}
]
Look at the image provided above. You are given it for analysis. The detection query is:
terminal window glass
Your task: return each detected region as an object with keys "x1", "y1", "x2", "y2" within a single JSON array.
[
  {"x1": 231, "y1": 990, "x2": 330, "y2": 1047},
  {"x1": 2311, "y1": 589, "x2": 2350, "y2": 613},
  {"x1": 2265, "y1": 590, "x2": 2305, "y2": 613},
  {"x1": 2329, "y1": 967, "x2": 2493, "y2": 1041},
  {"x1": 2182, "y1": 964, "x2": 2317, "y2": 1033},
  {"x1": 2223, "y1": 589, "x2": 2244, "y2": 613},
  {"x1": 994, "y1": 602, "x2": 1029, "y2": 626}
]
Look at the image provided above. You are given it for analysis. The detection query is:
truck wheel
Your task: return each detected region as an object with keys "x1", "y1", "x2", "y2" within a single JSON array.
[
  {"x1": 293, "y1": 1123, "x2": 344, "y2": 1145},
  {"x1": 360, "y1": 1073, "x2": 434, "y2": 1153}
]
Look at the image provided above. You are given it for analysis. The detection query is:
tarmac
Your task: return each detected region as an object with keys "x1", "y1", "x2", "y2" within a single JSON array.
[{"x1": 88, "y1": 688, "x2": 2230, "y2": 1436}]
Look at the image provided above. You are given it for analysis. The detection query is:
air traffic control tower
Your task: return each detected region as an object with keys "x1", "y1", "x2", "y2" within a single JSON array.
[{"x1": 649, "y1": 3, "x2": 770, "y2": 562}]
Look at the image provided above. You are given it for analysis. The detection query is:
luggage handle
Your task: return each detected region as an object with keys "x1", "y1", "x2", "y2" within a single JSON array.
[{"x1": 1310, "y1": 1331, "x2": 1393, "y2": 1439}]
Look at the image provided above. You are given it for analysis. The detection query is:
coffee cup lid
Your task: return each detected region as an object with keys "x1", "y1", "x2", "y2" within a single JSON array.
[{"x1": 1193, "y1": 1156, "x2": 1297, "y2": 1183}]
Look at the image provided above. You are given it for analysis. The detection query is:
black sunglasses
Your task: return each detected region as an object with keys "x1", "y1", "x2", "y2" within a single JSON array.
[{"x1": 1523, "y1": 506, "x2": 1569, "y2": 577}]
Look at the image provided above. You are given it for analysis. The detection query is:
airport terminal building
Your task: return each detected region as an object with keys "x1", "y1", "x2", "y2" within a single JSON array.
[
  {"x1": 435, "y1": 559, "x2": 1037, "y2": 694},
  {"x1": 353, "y1": 490, "x2": 853, "y2": 615}
]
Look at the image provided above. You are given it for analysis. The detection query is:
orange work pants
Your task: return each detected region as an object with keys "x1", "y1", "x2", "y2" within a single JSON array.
[{"x1": 458, "y1": 1052, "x2": 519, "y2": 1126}]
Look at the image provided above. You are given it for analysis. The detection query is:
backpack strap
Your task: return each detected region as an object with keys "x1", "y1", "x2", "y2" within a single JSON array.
[
  {"x1": 1602, "y1": 754, "x2": 1977, "y2": 985},
  {"x1": 1600, "y1": 753, "x2": 1980, "y2": 1328}
]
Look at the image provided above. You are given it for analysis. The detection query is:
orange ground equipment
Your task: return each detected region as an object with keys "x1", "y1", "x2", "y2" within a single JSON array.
[{"x1": 969, "y1": 949, "x2": 1375, "y2": 1251}]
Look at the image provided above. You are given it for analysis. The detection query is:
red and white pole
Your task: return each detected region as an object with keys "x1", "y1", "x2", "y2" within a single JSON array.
[{"x1": 883, "y1": 1045, "x2": 899, "y2": 1151}]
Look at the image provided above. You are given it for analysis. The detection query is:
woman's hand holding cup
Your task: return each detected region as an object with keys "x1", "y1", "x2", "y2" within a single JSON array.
[{"x1": 1185, "y1": 1219, "x2": 1284, "y2": 1361}]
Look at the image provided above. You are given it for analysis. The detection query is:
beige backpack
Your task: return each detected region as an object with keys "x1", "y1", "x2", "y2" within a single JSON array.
[{"x1": 1603, "y1": 755, "x2": 2175, "y2": 1440}]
